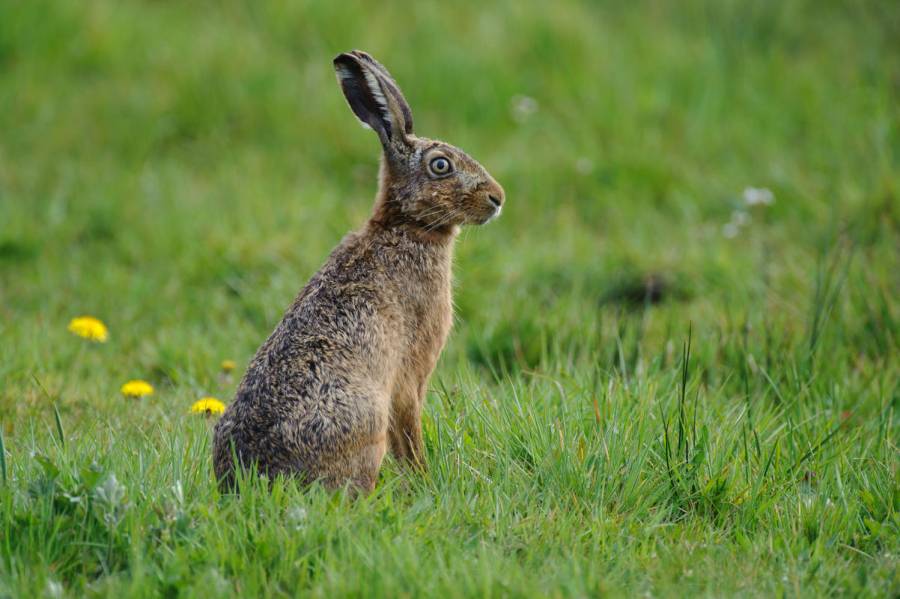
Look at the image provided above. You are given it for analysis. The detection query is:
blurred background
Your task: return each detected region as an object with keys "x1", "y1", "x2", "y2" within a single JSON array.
[{"x1": 0, "y1": 0, "x2": 897, "y2": 418}]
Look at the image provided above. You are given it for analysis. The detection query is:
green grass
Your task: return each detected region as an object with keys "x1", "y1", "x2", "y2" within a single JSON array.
[{"x1": 1, "y1": 0, "x2": 898, "y2": 596}]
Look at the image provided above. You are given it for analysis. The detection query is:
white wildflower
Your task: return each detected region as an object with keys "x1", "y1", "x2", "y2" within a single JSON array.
[
  {"x1": 510, "y1": 95, "x2": 538, "y2": 122},
  {"x1": 743, "y1": 186, "x2": 775, "y2": 206},
  {"x1": 731, "y1": 210, "x2": 751, "y2": 227},
  {"x1": 287, "y1": 506, "x2": 308, "y2": 530},
  {"x1": 94, "y1": 473, "x2": 127, "y2": 529},
  {"x1": 723, "y1": 205, "x2": 754, "y2": 239},
  {"x1": 723, "y1": 222, "x2": 740, "y2": 238},
  {"x1": 94, "y1": 473, "x2": 126, "y2": 507}
]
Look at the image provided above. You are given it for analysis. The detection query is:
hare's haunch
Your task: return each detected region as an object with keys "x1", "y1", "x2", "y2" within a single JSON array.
[{"x1": 213, "y1": 51, "x2": 505, "y2": 493}]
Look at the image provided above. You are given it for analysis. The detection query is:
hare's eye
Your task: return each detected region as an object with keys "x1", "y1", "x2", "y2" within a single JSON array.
[{"x1": 428, "y1": 157, "x2": 452, "y2": 177}]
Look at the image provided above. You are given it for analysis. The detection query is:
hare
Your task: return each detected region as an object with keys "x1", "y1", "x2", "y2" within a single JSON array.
[{"x1": 213, "y1": 50, "x2": 505, "y2": 493}]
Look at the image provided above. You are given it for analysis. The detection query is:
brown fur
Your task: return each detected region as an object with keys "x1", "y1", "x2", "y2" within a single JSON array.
[{"x1": 212, "y1": 51, "x2": 504, "y2": 493}]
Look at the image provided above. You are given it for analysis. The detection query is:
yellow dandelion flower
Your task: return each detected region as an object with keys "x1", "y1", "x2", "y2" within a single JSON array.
[
  {"x1": 67, "y1": 316, "x2": 109, "y2": 343},
  {"x1": 191, "y1": 397, "x2": 226, "y2": 416},
  {"x1": 220, "y1": 360, "x2": 236, "y2": 373},
  {"x1": 121, "y1": 380, "x2": 154, "y2": 398}
]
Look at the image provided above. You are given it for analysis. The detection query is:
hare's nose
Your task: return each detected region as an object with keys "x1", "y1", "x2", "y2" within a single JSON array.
[{"x1": 487, "y1": 181, "x2": 505, "y2": 208}]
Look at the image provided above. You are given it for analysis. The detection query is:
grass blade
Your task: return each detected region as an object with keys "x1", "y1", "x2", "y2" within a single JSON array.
[
  {"x1": 53, "y1": 403, "x2": 66, "y2": 450},
  {"x1": 0, "y1": 428, "x2": 6, "y2": 485}
]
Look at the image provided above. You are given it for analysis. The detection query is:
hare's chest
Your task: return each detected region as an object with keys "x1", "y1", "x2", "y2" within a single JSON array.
[
  {"x1": 383, "y1": 240, "x2": 454, "y2": 376},
  {"x1": 408, "y1": 275, "x2": 452, "y2": 364},
  {"x1": 427, "y1": 282, "x2": 453, "y2": 355}
]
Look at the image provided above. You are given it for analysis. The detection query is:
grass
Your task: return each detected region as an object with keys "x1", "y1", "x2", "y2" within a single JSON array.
[{"x1": 0, "y1": 0, "x2": 898, "y2": 596}]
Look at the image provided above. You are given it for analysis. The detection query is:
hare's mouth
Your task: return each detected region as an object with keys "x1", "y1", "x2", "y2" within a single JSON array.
[{"x1": 476, "y1": 203, "x2": 502, "y2": 225}]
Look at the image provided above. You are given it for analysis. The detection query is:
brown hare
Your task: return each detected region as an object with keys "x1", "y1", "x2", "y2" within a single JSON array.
[{"x1": 213, "y1": 50, "x2": 504, "y2": 494}]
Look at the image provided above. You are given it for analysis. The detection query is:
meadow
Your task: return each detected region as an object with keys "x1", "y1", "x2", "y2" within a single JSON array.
[{"x1": 0, "y1": 0, "x2": 898, "y2": 596}]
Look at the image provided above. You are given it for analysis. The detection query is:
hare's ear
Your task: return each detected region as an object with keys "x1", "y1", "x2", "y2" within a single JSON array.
[{"x1": 334, "y1": 51, "x2": 414, "y2": 147}]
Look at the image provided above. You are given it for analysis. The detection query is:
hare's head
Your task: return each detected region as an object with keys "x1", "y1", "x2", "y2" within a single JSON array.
[{"x1": 334, "y1": 51, "x2": 505, "y2": 232}]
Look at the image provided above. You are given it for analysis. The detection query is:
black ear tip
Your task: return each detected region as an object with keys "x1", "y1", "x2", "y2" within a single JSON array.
[
  {"x1": 334, "y1": 50, "x2": 374, "y2": 68},
  {"x1": 333, "y1": 52, "x2": 356, "y2": 67}
]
